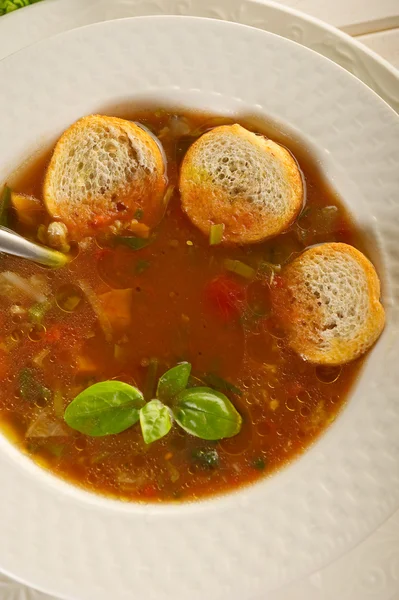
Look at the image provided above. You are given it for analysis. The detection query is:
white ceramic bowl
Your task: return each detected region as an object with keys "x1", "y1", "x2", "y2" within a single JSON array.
[{"x1": 0, "y1": 16, "x2": 398, "y2": 600}]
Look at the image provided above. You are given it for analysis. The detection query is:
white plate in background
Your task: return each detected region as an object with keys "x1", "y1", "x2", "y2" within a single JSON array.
[
  {"x1": 0, "y1": 15, "x2": 398, "y2": 600},
  {"x1": 0, "y1": 0, "x2": 397, "y2": 113}
]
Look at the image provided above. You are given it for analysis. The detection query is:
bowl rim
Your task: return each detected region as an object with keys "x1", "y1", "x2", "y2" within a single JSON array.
[{"x1": 0, "y1": 14, "x2": 398, "y2": 600}]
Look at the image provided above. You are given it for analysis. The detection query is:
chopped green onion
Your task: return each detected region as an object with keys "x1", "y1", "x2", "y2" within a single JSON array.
[
  {"x1": 114, "y1": 344, "x2": 125, "y2": 361},
  {"x1": 252, "y1": 457, "x2": 267, "y2": 470},
  {"x1": 163, "y1": 185, "x2": 175, "y2": 207},
  {"x1": 135, "y1": 259, "x2": 150, "y2": 274},
  {"x1": 224, "y1": 259, "x2": 255, "y2": 280},
  {"x1": 144, "y1": 358, "x2": 158, "y2": 401},
  {"x1": 258, "y1": 260, "x2": 282, "y2": 274},
  {"x1": 32, "y1": 348, "x2": 50, "y2": 368},
  {"x1": 209, "y1": 223, "x2": 224, "y2": 246},
  {"x1": 0, "y1": 185, "x2": 11, "y2": 227},
  {"x1": 115, "y1": 235, "x2": 155, "y2": 251},
  {"x1": 28, "y1": 300, "x2": 51, "y2": 324},
  {"x1": 53, "y1": 389, "x2": 64, "y2": 419},
  {"x1": 65, "y1": 295, "x2": 81, "y2": 311},
  {"x1": 134, "y1": 208, "x2": 144, "y2": 221}
]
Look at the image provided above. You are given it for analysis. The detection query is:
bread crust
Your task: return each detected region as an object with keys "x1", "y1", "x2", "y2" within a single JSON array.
[
  {"x1": 179, "y1": 124, "x2": 303, "y2": 244},
  {"x1": 43, "y1": 115, "x2": 166, "y2": 239},
  {"x1": 271, "y1": 243, "x2": 385, "y2": 365}
]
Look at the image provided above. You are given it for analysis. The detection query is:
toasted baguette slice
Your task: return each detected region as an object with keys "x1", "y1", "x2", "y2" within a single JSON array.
[
  {"x1": 43, "y1": 115, "x2": 166, "y2": 239},
  {"x1": 270, "y1": 243, "x2": 385, "y2": 365},
  {"x1": 179, "y1": 124, "x2": 303, "y2": 244}
]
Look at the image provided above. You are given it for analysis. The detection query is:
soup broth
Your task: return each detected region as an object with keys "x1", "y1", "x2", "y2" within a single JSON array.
[{"x1": 0, "y1": 110, "x2": 364, "y2": 502}]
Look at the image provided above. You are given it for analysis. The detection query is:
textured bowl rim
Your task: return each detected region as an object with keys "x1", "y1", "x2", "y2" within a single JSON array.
[{"x1": 0, "y1": 15, "x2": 398, "y2": 600}]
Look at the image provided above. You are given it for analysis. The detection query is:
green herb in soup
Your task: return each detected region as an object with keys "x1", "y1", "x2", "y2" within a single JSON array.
[
  {"x1": 0, "y1": 109, "x2": 366, "y2": 503},
  {"x1": 64, "y1": 381, "x2": 145, "y2": 436}
]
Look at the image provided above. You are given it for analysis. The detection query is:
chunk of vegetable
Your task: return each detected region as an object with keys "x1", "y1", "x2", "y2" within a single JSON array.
[
  {"x1": 47, "y1": 221, "x2": 70, "y2": 253},
  {"x1": 79, "y1": 280, "x2": 112, "y2": 341},
  {"x1": 11, "y1": 192, "x2": 44, "y2": 228},
  {"x1": 28, "y1": 300, "x2": 51, "y2": 324},
  {"x1": 0, "y1": 271, "x2": 47, "y2": 303},
  {"x1": 209, "y1": 223, "x2": 224, "y2": 246},
  {"x1": 75, "y1": 355, "x2": 98, "y2": 374},
  {"x1": 53, "y1": 390, "x2": 65, "y2": 419},
  {"x1": 205, "y1": 275, "x2": 245, "y2": 321},
  {"x1": 224, "y1": 259, "x2": 255, "y2": 280},
  {"x1": 26, "y1": 410, "x2": 70, "y2": 438},
  {"x1": 0, "y1": 186, "x2": 11, "y2": 226},
  {"x1": 19, "y1": 367, "x2": 51, "y2": 403},
  {"x1": 127, "y1": 220, "x2": 150, "y2": 238},
  {"x1": 98, "y1": 288, "x2": 133, "y2": 331}
]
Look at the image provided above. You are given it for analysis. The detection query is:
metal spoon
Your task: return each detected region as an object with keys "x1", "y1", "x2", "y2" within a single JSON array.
[{"x1": 0, "y1": 226, "x2": 69, "y2": 268}]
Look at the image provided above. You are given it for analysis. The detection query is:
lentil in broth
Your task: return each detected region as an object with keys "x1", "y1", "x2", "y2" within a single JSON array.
[{"x1": 0, "y1": 110, "x2": 364, "y2": 501}]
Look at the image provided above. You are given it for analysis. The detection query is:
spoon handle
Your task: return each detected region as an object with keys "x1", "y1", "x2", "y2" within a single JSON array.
[{"x1": 0, "y1": 227, "x2": 69, "y2": 267}]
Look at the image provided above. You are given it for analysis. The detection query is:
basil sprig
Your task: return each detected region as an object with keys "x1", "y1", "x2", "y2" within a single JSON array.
[
  {"x1": 64, "y1": 362, "x2": 242, "y2": 444},
  {"x1": 64, "y1": 381, "x2": 144, "y2": 436},
  {"x1": 173, "y1": 387, "x2": 242, "y2": 440},
  {"x1": 140, "y1": 399, "x2": 172, "y2": 444},
  {"x1": 157, "y1": 362, "x2": 191, "y2": 403}
]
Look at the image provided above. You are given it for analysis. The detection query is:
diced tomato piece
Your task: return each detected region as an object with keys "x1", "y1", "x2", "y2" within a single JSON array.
[
  {"x1": 286, "y1": 381, "x2": 303, "y2": 397},
  {"x1": 91, "y1": 215, "x2": 110, "y2": 228},
  {"x1": 45, "y1": 325, "x2": 64, "y2": 343},
  {"x1": 94, "y1": 248, "x2": 112, "y2": 261},
  {"x1": 141, "y1": 483, "x2": 158, "y2": 498},
  {"x1": 205, "y1": 275, "x2": 246, "y2": 321}
]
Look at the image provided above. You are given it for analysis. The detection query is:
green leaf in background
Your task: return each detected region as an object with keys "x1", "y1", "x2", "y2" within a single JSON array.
[
  {"x1": 139, "y1": 399, "x2": 172, "y2": 444},
  {"x1": 0, "y1": 185, "x2": 11, "y2": 226},
  {"x1": 173, "y1": 387, "x2": 242, "y2": 440},
  {"x1": 0, "y1": 0, "x2": 43, "y2": 16},
  {"x1": 64, "y1": 381, "x2": 144, "y2": 436},
  {"x1": 157, "y1": 362, "x2": 191, "y2": 403}
]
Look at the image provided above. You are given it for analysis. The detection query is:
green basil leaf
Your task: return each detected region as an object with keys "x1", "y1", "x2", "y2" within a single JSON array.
[
  {"x1": 64, "y1": 381, "x2": 144, "y2": 436},
  {"x1": 173, "y1": 387, "x2": 242, "y2": 440},
  {"x1": 157, "y1": 362, "x2": 191, "y2": 403},
  {"x1": 139, "y1": 399, "x2": 172, "y2": 444},
  {"x1": 115, "y1": 235, "x2": 155, "y2": 251}
]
